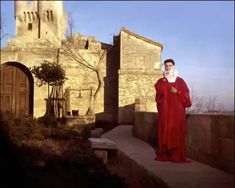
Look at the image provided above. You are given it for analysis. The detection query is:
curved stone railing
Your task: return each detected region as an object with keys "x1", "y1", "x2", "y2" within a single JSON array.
[{"x1": 133, "y1": 111, "x2": 234, "y2": 174}]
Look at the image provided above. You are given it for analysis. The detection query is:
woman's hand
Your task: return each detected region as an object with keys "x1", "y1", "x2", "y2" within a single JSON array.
[{"x1": 170, "y1": 86, "x2": 177, "y2": 94}]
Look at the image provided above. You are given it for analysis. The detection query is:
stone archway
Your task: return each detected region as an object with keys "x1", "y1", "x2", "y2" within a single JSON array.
[{"x1": 0, "y1": 62, "x2": 34, "y2": 118}]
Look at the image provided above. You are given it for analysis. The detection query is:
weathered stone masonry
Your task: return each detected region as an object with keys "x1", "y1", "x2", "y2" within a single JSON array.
[{"x1": 1, "y1": 1, "x2": 164, "y2": 126}]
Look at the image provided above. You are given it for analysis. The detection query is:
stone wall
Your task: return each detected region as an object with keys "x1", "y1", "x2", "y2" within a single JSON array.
[
  {"x1": 120, "y1": 29, "x2": 162, "y2": 71},
  {"x1": 1, "y1": 35, "x2": 109, "y2": 118},
  {"x1": 1, "y1": 1, "x2": 66, "y2": 117},
  {"x1": 118, "y1": 29, "x2": 162, "y2": 124},
  {"x1": 133, "y1": 110, "x2": 234, "y2": 173},
  {"x1": 187, "y1": 114, "x2": 234, "y2": 174},
  {"x1": 60, "y1": 41, "x2": 107, "y2": 116},
  {"x1": 1, "y1": 45, "x2": 57, "y2": 117},
  {"x1": 1, "y1": 2, "x2": 165, "y2": 126},
  {"x1": 118, "y1": 70, "x2": 161, "y2": 124},
  {"x1": 102, "y1": 41, "x2": 120, "y2": 124},
  {"x1": 106, "y1": 151, "x2": 168, "y2": 188}
]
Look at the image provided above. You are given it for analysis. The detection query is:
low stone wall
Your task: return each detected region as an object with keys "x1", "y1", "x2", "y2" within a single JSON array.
[
  {"x1": 133, "y1": 111, "x2": 158, "y2": 146},
  {"x1": 106, "y1": 151, "x2": 168, "y2": 188},
  {"x1": 133, "y1": 111, "x2": 234, "y2": 173},
  {"x1": 65, "y1": 115, "x2": 95, "y2": 126},
  {"x1": 187, "y1": 114, "x2": 234, "y2": 173}
]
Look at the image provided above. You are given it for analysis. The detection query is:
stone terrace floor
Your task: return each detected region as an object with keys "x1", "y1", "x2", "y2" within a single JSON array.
[{"x1": 102, "y1": 125, "x2": 234, "y2": 188}]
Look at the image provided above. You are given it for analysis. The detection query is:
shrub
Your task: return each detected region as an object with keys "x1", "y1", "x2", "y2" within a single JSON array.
[
  {"x1": 30, "y1": 61, "x2": 66, "y2": 87},
  {"x1": 1, "y1": 116, "x2": 44, "y2": 145}
]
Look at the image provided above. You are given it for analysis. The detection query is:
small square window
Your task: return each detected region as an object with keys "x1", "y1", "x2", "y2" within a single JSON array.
[{"x1": 28, "y1": 23, "x2": 33, "y2": 30}]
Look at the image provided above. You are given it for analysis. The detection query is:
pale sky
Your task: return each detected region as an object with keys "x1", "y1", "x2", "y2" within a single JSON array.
[{"x1": 1, "y1": 1, "x2": 234, "y2": 111}]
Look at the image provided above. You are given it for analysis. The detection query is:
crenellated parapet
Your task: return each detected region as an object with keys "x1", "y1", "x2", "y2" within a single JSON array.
[
  {"x1": 14, "y1": 0, "x2": 67, "y2": 43},
  {"x1": 64, "y1": 33, "x2": 103, "y2": 50},
  {"x1": 15, "y1": 0, "x2": 38, "y2": 22}
]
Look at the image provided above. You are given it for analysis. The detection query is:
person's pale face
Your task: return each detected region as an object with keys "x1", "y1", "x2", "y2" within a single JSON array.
[{"x1": 164, "y1": 62, "x2": 174, "y2": 72}]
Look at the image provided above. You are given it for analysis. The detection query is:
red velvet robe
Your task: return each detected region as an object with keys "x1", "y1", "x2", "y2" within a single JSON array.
[{"x1": 154, "y1": 77, "x2": 191, "y2": 163}]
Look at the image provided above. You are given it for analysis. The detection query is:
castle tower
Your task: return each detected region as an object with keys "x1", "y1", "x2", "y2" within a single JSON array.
[{"x1": 14, "y1": 0, "x2": 67, "y2": 43}]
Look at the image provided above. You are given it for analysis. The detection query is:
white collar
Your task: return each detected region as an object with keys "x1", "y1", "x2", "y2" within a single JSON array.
[{"x1": 166, "y1": 68, "x2": 179, "y2": 83}]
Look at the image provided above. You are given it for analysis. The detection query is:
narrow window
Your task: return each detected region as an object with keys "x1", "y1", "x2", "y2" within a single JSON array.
[
  {"x1": 50, "y1": 10, "x2": 53, "y2": 21},
  {"x1": 23, "y1": 12, "x2": 26, "y2": 22},
  {"x1": 27, "y1": 12, "x2": 31, "y2": 21},
  {"x1": 85, "y1": 41, "x2": 89, "y2": 49},
  {"x1": 46, "y1": 10, "x2": 49, "y2": 21},
  {"x1": 31, "y1": 12, "x2": 35, "y2": 21}
]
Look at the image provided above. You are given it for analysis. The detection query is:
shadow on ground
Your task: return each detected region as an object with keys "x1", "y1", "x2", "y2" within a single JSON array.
[{"x1": 0, "y1": 118, "x2": 127, "y2": 188}]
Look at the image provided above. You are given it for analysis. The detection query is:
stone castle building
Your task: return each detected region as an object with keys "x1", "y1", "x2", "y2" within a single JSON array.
[{"x1": 0, "y1": 0, "x2": 163, "y2": 125}]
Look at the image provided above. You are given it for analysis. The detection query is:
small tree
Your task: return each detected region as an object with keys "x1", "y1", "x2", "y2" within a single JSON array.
[
  {"x1": 1, "y1": 13, "x2": 7, "y2": 40},
  {"x1": 194, "y1": 96, "x2": 205, "y2": 113},
  {"x1": 31, "y1": 60, "x2": 67, "y2": 117},
  {"x1": 205, "y1": 96, "x2": 217, "y2": 113},
  {"x1": 61, "y1": 36, "x2": 110, "y2": 115},
  {"x1": 44, "y1": 33, "x2": 111, "y2": 115}
]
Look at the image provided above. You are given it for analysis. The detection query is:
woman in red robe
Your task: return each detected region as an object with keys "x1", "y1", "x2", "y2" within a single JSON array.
[{"x1": 154, "y1": 59, "x2": 192, "y2": 163}]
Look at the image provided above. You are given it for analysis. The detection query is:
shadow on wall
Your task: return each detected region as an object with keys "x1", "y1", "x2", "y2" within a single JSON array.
[
  {"x1": 118, "y1": 103, "x2": 135, "y2": 125},
  {"x1": 94, "y1": 103, "x2": 135, "y2": 133},
  {"x1": 133, "y1": 111, "x2": 158, "y2": 147},
  {"x1": 103, "y1": 40, "x2": 120, "y2": 128}
]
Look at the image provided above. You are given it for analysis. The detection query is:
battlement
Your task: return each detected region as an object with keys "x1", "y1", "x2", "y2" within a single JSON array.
[
  {"x1": 64, "y1": 33, "x2": 103, "y2": 50},
  {"x1": 15, "y1": 1, "x2": 64, "y2": 22},
  {"x1": 14, "y1": 0, "x2": 67, "y2": 43}
]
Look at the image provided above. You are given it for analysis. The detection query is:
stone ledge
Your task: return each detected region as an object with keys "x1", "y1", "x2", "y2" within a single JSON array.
[
  {"x1": 65, "y1": 115, "x2": 95, "y2": 126},
  {"x1": 119, "y1": 69, "x2": 162, "y2": 75},
  {"x1": 88, "y1": 138, "x2": 117, "y2": 150},
  {"x1": 88, "y1": 138, "x2": 118, "y2": 164},
  {"x1": 107, "y1": 150, "x2": 168, "y2": 188}
]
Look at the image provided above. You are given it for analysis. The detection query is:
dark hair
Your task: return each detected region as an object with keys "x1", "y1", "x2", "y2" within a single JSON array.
[{"x1": 164, "y1": 58, "x2": 175, "y2": 65}]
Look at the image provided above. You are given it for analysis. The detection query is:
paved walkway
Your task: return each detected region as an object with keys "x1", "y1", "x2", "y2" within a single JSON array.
[{"x1": 102, "y1": 125, "x2": 234, "y2": 188}]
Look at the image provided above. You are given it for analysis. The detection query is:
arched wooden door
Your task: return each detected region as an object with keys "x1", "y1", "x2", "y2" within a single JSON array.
[{"x1": 0, "y1": 63, "x2": 33, "y2": 118}]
